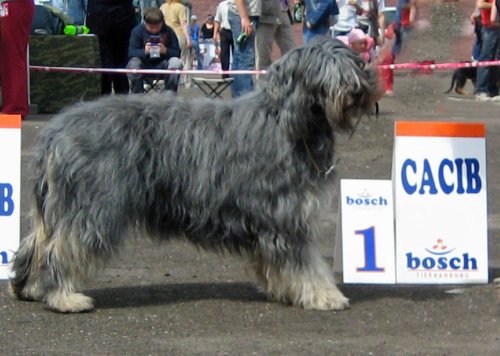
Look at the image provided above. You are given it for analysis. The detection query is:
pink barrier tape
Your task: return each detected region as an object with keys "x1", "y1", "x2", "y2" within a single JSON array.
[
  {"x1": 29, "y1": 60, "x2": 500, "y2": 75},
  {"x1": 29, "y1": 66, "x2": 267, "y2": 75},
  {"x1": 377, "y1": 59, "x2": 500, "y2": 70}
]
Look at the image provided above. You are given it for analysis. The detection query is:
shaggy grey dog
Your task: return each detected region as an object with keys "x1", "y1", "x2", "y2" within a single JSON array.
[{"x1": 11, "y1": 38, "x2": 379, "y2": 313}]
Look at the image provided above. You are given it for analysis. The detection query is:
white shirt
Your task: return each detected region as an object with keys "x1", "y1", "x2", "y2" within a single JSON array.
[
  {"x1": 215, "y1": 0, "x2": 232, "y2": 29},
  {"x1": 227, "y1": 0, "x2": 262, "y2": 17},
  {"x1": 337, "y1": 0, "x2": 363, "y2": 28},
  {"x1": 361, "y1": 0, "x2": 386, "y2": 13}
]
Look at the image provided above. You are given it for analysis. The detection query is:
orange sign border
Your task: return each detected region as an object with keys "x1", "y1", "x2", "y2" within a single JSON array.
[
  {"x1": 0, "y1": 115, "x2": 22, "y2": 129},
  {"x1": 395, "y1": 121, "x2": 485, "y2": 138}
]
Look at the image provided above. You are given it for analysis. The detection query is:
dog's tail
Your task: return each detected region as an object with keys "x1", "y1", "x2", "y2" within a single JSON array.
[
  {"x1": 10, "y1": 155, "x2": 50, "y2": 300},
  {"x1": 10, "y1": 211, "x2": 46, "y2": 300},
  {"x1": 444, "y1": 75, "x2": 456, "y2": 94}
]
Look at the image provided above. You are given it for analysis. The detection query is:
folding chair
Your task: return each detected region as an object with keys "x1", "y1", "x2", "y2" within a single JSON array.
[
  {"x1": 191, "y1": 77, "x2": 234, "y2": 99},
  {"x1": 143, "y1": 76, "x2": 164, "y2": 93}
]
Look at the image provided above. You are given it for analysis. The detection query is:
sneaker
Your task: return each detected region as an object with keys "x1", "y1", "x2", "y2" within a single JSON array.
[
  {"x1": 490, "y1": 95, "x2": 500, "y2": 102},
  {"x1": 475, "y1": 93, "x2": 490, "y2": 101}
]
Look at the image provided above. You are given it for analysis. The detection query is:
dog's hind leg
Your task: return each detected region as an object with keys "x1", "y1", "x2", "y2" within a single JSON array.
[
  {"x1": 11, "y1": 211, "x2": 96, "y2": 313},
  {"x1": 10, "y1": 213, "x2": 48, "y2": 302},
  {"x1": 40, "y1": 232, "x2": 96, "y2": 313},
  {"x1": 11, "y1": 195, "x2": 126, "y2": 312},
  {"x1": 251, "y1": 235, "x2": 349, "y2": 311},
  {"x1": 11, "y1": 146, "x2": 134, "y2": 312}
]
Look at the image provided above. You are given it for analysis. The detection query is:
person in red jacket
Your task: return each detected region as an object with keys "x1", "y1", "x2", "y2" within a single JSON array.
[{"x1": 0, "y1": 0, "x2": 35, "y2": 118}]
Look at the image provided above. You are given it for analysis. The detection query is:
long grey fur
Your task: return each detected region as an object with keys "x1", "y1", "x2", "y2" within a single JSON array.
[{"x1": 11, "y1": 38, "x2": 379, "y2": 313}]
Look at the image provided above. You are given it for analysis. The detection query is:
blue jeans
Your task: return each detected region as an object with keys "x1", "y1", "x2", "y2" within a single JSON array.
[
  {"x1": 472, "y1": 20, "x2": 482, "y2": 61},
  {"x1": 475, "y1": 26, "x2": 500, "y2": 96},
  {"x1": 52, "y1": 0, "x2": 87, "y2": 25},
  {"x1": 304, "y1": 25, "x2": 330, "y2": 44},
  {"x1": 192, "y1": 40, "x2": 203, "y2": 70},
  {"x1": 228, "y1": 12, "x2": 258, "y2": 97},
  {"x1": 392, "y1": 25, "x2": 412, "y2": 57}
]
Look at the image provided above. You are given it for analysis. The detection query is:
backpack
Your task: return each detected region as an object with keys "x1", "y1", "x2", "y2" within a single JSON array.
[{"x1": 31, "y1": 5, "x2": 69, "y2": 35}]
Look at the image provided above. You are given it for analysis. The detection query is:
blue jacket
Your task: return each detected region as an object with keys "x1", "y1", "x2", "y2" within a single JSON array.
[
  {"x1": 128, "y1": 23, "x2": 181, "y2": 62},
  {"x1": 189, "y1": 23, "x2": 200, "y2": 41},
  {"x1": 51, "y1": 0, "x2": 88, "y2": 25},
  {"x1": 304, "y1": 0, "x2": 339, "y2": 29}
]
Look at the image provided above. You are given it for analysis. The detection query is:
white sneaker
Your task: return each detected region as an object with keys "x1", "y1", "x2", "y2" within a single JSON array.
[
  {"x1": 490, "y1": 95, "x2": 500, "y2": 102},
  {"x1": 475, "y1": 93, "x2": 490, "y2": 101}
]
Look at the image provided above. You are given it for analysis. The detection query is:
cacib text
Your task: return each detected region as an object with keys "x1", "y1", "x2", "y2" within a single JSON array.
[{"x1": 401, "y1": 158, "x2": 482, "y2": 195}]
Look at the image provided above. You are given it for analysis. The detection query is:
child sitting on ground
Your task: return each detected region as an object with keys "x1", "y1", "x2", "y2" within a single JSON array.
[
  {"x1": 338, "y1": 28, "x2": 395, "y2": 96},
  {"x1": 337, "y1": 28, "x2": 374, "y2": 62}
]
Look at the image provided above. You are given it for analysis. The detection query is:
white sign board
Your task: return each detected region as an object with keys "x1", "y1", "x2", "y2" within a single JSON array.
[
  {"x1": 199, "y1": 42, "x2": 222, "y2": 71},
  {"x1": 0, "y1": 115, "x2": 21, "y2": 279},
  {"x1": 393, "y1": 122, "x2": 488, "y2": 284},
  {"x1": 338, "y1": 179, "x2": 396, "y2": 284}
]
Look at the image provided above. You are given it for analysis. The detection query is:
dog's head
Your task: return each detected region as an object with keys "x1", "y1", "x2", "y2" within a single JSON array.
[{"x1": 264, "y1": 37, "x2": 381, "y2": 135}]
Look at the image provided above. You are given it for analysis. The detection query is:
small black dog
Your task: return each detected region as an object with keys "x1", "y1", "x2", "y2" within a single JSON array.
[{"x1": 444, "y1": 66, "x2": 477, "y2": 95}]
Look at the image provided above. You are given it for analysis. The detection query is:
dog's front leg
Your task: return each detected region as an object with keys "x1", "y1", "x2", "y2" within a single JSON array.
[{"x1": 250, "y1": 238, "x2": 349, "y2": 311}]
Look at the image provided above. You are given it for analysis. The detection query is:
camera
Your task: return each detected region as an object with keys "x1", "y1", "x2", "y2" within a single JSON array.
[
  {"x1": 148, "y1": 35, "x2": 161, "y2": 44},
  {"x1": 148, "y1": 35, "x2": 161, "y2": 58}
]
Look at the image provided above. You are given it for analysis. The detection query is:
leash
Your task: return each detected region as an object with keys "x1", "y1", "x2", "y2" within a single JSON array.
[{"x1": 302, "y1": 137, "x2": 335, "y2": 179}]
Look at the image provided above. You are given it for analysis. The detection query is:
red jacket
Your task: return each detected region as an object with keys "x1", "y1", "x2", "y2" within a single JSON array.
[{"x1": 480, "y1": 0, "x2": 496, "y2": 27}]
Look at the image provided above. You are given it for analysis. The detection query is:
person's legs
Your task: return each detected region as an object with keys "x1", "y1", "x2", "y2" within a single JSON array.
[
  {"x1": 274, "y1": 21, "x2": 295, "y2": 57},
  {"x1": 160, "y1": 57, "x2": 182, "y2": 92},
  {"x1": 98, "y1": 31, "x2": 131, "y2": 95},
  {"x1": 378, "y1": 53, "x2": 395, "y2": 94},
  {"x1": 472, "y1": 21, "x2": 482, "y2": 61},
  {"x1": 178, "y1": 36, "x2": 191, "y2": 87},
  {"x1": 127, "y1": 57, "x2": 145, "y2": 94},
  {"x1": 97, "y1": 35, "x2": 113, "y2": 95},
  {"x1": 487, "y1": 29, "x2": 500, "y2": 97},
  {"x1": 255, "y1": 23, "x2": 275, "y2": 71},
  {"x1": 476, "y1": 27, "x2": 498, "y2": 97},
  {"x1": 303, "y1": 27, "x2": 313, "y2": 44},
  {"x1": 185, "y1": 45, "x2": 194, "y2": 88},
  {"x1": 228, "y1": 11, "x2": 256, "y2": 97},
  {"x1": 392, "y1": 25, "x2": 405, "y2": 57},
  {"x1": 219, "y1": 29, "x2": 233, "y2": 78},
  {"x1": 193, "y1": 40, "x2": 203, "y2": 70},
  {"x1": 0, "y1": 0, "x2": 35, "y2": 116},
  {"x1": 304, "y1": 26, "x2": 329, "y2": 44},
  {"x1": 109, "y1": 31, "x2": 131, "y2": 94}
]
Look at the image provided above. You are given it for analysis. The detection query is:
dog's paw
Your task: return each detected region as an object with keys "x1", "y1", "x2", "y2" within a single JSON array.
[
  {"x1": 300, "y1": 287, "x2": 350, "y2": 311},
  {"x1": 322, "y1": 291, "x2": 350, "y2": 311},
  {"x1": 46, "y1": 291, "x2": 94, "y2": 313},
  {"x1": 11, "y1": 279, "x2": 47, "y2": 302}
]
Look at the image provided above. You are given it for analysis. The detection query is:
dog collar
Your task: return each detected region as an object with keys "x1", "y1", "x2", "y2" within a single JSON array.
[{"x1": 302, "y1": 138, "x2": 335, "y2": 179}]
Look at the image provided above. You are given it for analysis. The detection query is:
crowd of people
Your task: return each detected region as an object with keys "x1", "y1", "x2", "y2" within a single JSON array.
[{"x1": 1, "y1": 0, "x2": 499, "y2": 118}]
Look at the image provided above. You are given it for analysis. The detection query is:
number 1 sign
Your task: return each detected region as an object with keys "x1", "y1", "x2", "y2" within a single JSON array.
[{"x1": 337, "y1": 179, "x2": 396, "y2": 284}]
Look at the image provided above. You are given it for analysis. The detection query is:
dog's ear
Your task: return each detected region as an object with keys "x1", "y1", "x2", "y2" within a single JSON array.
[{"x1": 265, "y1": 38, "x2": 380, "y2": 138}]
